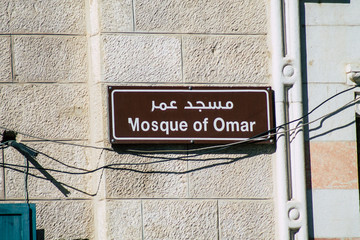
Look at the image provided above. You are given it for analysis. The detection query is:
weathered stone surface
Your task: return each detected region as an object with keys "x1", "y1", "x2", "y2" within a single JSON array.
[
  {"x1": 101, "y1": 0, "x2": 133, "y2": 32},
  {"x1": 219, "y1": 200, "x2": 275, "y2": 239},
  {"x1": 107, "y1": 200, "x2": 142, "y2": 240},
  {"x1": 5, "y1": 142, "x2": 93, "y2": 199},
  {"x1": 189, "y1": 145, "x2": 274, "y2": 198},
  {"x1": 0, "y1": 0, "x2": 85, "y2": 34},
  {"x1": 143, "y1": 200, "x2": 217, "y2": 239},
  {"x1": 14, "y1": 36, "x2": 87, "y2": 82},
  {"x1": 135, "y1": 0, "x2": 267, "y2": 34},
  {"x1": 0, "y1": 36, "x2": 11, "y2": 82},
  {"x1": 104, "y1": 150, "x2": 187, "y2": 198},
  {"x1": 183, "y1": 35, "x2": 269, "y2": 84},
  {"x1": 35, "y1": 200, "x2": 93, "y2": 239},
  {"x1": 0, "y1": 84, "x2": 89, "y2": 139},
  {"x1": 102, "y1": 34, "x2": 182, "y2": 83}
]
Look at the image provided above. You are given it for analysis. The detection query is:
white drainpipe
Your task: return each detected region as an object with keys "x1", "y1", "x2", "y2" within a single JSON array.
[{"x1": 271, "y1": 0, "x2": 308, "y2": 239}]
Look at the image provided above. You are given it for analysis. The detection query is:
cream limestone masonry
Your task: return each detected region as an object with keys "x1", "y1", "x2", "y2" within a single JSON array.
[
  {"x1": 102, "y1": 34, "x2": 182, "y2": 83},
  {"x1": 219, "y1": 200, "x2": 274, "y2": 239},
  {"x1": 143, "y1": 200, "x2": 218, "y2": 240},
  {"x1": 0, "y1": 0, "x2": 274, "y2": 239},
  {"x1": 13, "y1": 36, "x2": 88, "y2": 83},
  {"x1": 0, "y1": 0, "x2": 92, "y2": 239},
  {"x1": 35, "y1": 200, "x2": 94, "y2": 239},
  {"x1": 106, "y1": 200, "x2": 142, "y2": 240},
  {"x1": 4, "y1": 143, "x2": 91, "y2": 199},
  {"x1": 0, "y1": 37, "x2": 11, "y2": 82},
  {"x1": 104, "y1": 150, "x2": 188, "y2": 198},
  {"x1": 0, "y1": 0, "x2": 86, "y2": 34},
  {"x1": 0, "y1": 84, "x2": 89, "y2": 140},
  {"x1": 183, "y1": 35, "x2": 269, "y2": 84},
  {"x1": 134, "y1": 0, "x2": 267, "y2": 34},
  {"x1": 88, "y1": 0, "x2": 109, "y2": 239},
  {"x1": 95, "y1": 0, "x2": 273, "y2": 239},
  {"x1": 188, "y1": 145, "x2": 274, "y2": 198},
  {"x1": 100, "y1": 0, "x2": 133, "y2": 32}
]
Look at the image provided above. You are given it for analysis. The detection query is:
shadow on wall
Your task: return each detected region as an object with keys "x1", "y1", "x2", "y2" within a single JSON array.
[
  {"x1": 300, "y1": 0, "x2": 352, "y2": 238},
  {"x1": 111, "y1": 143, "x2": 276, "y2": 175}
]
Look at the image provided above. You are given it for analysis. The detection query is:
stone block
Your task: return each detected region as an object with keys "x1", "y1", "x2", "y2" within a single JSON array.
[
  {"x1": 102, "y1": 34, "x2": 182, "y2": 83},
  {"x1": 101, "y1": 0, "x2": 133, "y2": 32},
  {"x1": 143, "y1": 200, "x2": 217, "y2": 239},
  {"x1": 304, "y1": 1, "x2": 360, "y2": 26},
  {"x1": 305, "y1": 83, "x2": 356, "y2": 142},
  {"x1": 189, "y1": 145, "x2": 274, "y2": 198},
  {"x1": 308, "y1": 141, "x2": 358, "y2": 189},
  {"x1": 4, "y1": 142, "x2": 93, "y2": 199},
  {"x1": 0, "y1": 2, "x2": 10, "y2": 33},
  {"x1": 305, "y1": 26, "x2": 360, "y2": 84},
  {"x1": 35, "y1": 200, "x2": 93, "y2": 239},
  {"x1": 13, "y1": 36, "x2": 87, "y2": 82},
  {"x1": 0, "y1": 84, "x2": 89, "y2": 139},
  {"x1": 106, "y1": 200, "x2": 142, "y2": 240},
  {"x1": 219, "y1": 200, "x2": 275, "y2": 240},
  {"x1": 0, "y1": 0, "x2": 85, "y2": 34},
  {"x1": 310, "y1": 189, "x2": 360, "y2": 238},
  {"x1": 135, "y1": 0, "x2": 267, "y2": 34},
  {"x1": 183, "y1": 35, "x2": 269, "y2": 84},
  {"x1": 0, "y1": 37, "x2": 11, "y2": 82},
  {"x1": 104, "y1": 150, "x2": 188, "y2": 198}
]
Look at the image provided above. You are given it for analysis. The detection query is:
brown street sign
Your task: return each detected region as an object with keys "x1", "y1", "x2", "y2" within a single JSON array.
[{"x1": 108, "y1": 86, "x2": 274, "y2": 144}]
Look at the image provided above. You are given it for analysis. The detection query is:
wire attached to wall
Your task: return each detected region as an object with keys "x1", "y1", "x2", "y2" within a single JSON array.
[
  {"x1": 1, "y1": 95, "x2": 359, "y2": 176},
  {"x1": 0, "y1": 85, "x2": 358, "y2": 197}
]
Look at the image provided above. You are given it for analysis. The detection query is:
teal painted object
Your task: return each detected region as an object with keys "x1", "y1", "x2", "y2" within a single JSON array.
[{"x1": 0, "y1": 204, "x2": 36, "y2": 240}]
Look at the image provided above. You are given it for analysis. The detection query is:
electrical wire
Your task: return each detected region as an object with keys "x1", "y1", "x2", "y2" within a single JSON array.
[
  {"x1": 2, "y1": 165, "x2": 98, "y2": 197},
  {"x1": 1, "y1": 92, "x2": 359, "y2": 171},
  {"x1": 0, "y1": 86, "x2": 357, "y2": 155},
  {"x1": 0, "y1": 84, "x2": 357, "y2": 176},
  {"x1": 24, "y1": 156, "x2": 29, "y2": 204},
  {"x1": 2, "y1": 95, "x2": 359, "y2": 176},
  {"x1": 0, "y1": 93, "x2": 358, "y2": 197}
]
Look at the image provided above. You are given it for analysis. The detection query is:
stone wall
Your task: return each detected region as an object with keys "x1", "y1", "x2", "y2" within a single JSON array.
[{"x1": 0, "y1": 0, "x2": 274, "y2": 239}]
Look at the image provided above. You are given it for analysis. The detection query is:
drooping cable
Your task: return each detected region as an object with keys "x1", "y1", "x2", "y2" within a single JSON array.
[
  {"x1": 24, "y1": 156, "x2": 29, "y2": 204},
  {"x1": 2, "y1": 95, "x2": 359, "y2": 176}
]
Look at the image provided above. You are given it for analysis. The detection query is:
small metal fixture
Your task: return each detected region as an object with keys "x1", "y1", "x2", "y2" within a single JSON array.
[{"x1": 346, "y1": 64, "x2": 360, "y2": 85}]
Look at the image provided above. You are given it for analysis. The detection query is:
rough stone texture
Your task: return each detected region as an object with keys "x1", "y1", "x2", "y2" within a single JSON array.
[
  {"x1": 13, "y1": 36, "x2": 87, "y2": 82},
  {"x1": 0, "y1": 0, "x2": 85, "y2": 34},
  {"x1": 183, "y1": 35, "x2": 269, "y2": 84},
  {"x1": 4, "y1": 142, "x2": 93, "y2": 199},
  {"x1": 0, "y1": 36, "x2": 12, "y2": 82},
  {"x1": 107, "y1": 200, "x2": 142, "y2": 240},
  {"x1": 143, "y1": 200, "x2": 217, "y2": 240},
  {"x1": 135, "y1": 0, "x2": 267, "y2": 34},
  {"x1": 35, "y1": 200, "x2": 93, "y2": 239},
  {"x1": 219, "y1": 200, "x2": 275, "y2": 240},
  {"x1": 104, "y1": 150, "x2": 188, "y2": 198},
  {"x1": 101, "y1": 0, "x2": 133, "y2": 32},
  {"x1": 102, "y1": 34, "x2": 182, "y2": 83},
  {"x1": 0, "y1": 84, "x2": 89, "y2": 140},
  {"x1": 189, "y1": 145, "x2": 274, "y2": 198}
]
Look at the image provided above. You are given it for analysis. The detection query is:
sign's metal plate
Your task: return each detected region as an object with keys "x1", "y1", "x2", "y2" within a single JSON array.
[{"x1": 108, "y1": 86, "x2": 274, "y2": 144}]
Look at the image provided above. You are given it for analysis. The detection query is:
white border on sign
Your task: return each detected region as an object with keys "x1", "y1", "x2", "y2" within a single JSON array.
[{"x1": 110, "y1": 89, "x2": 272, "y2": 142}]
